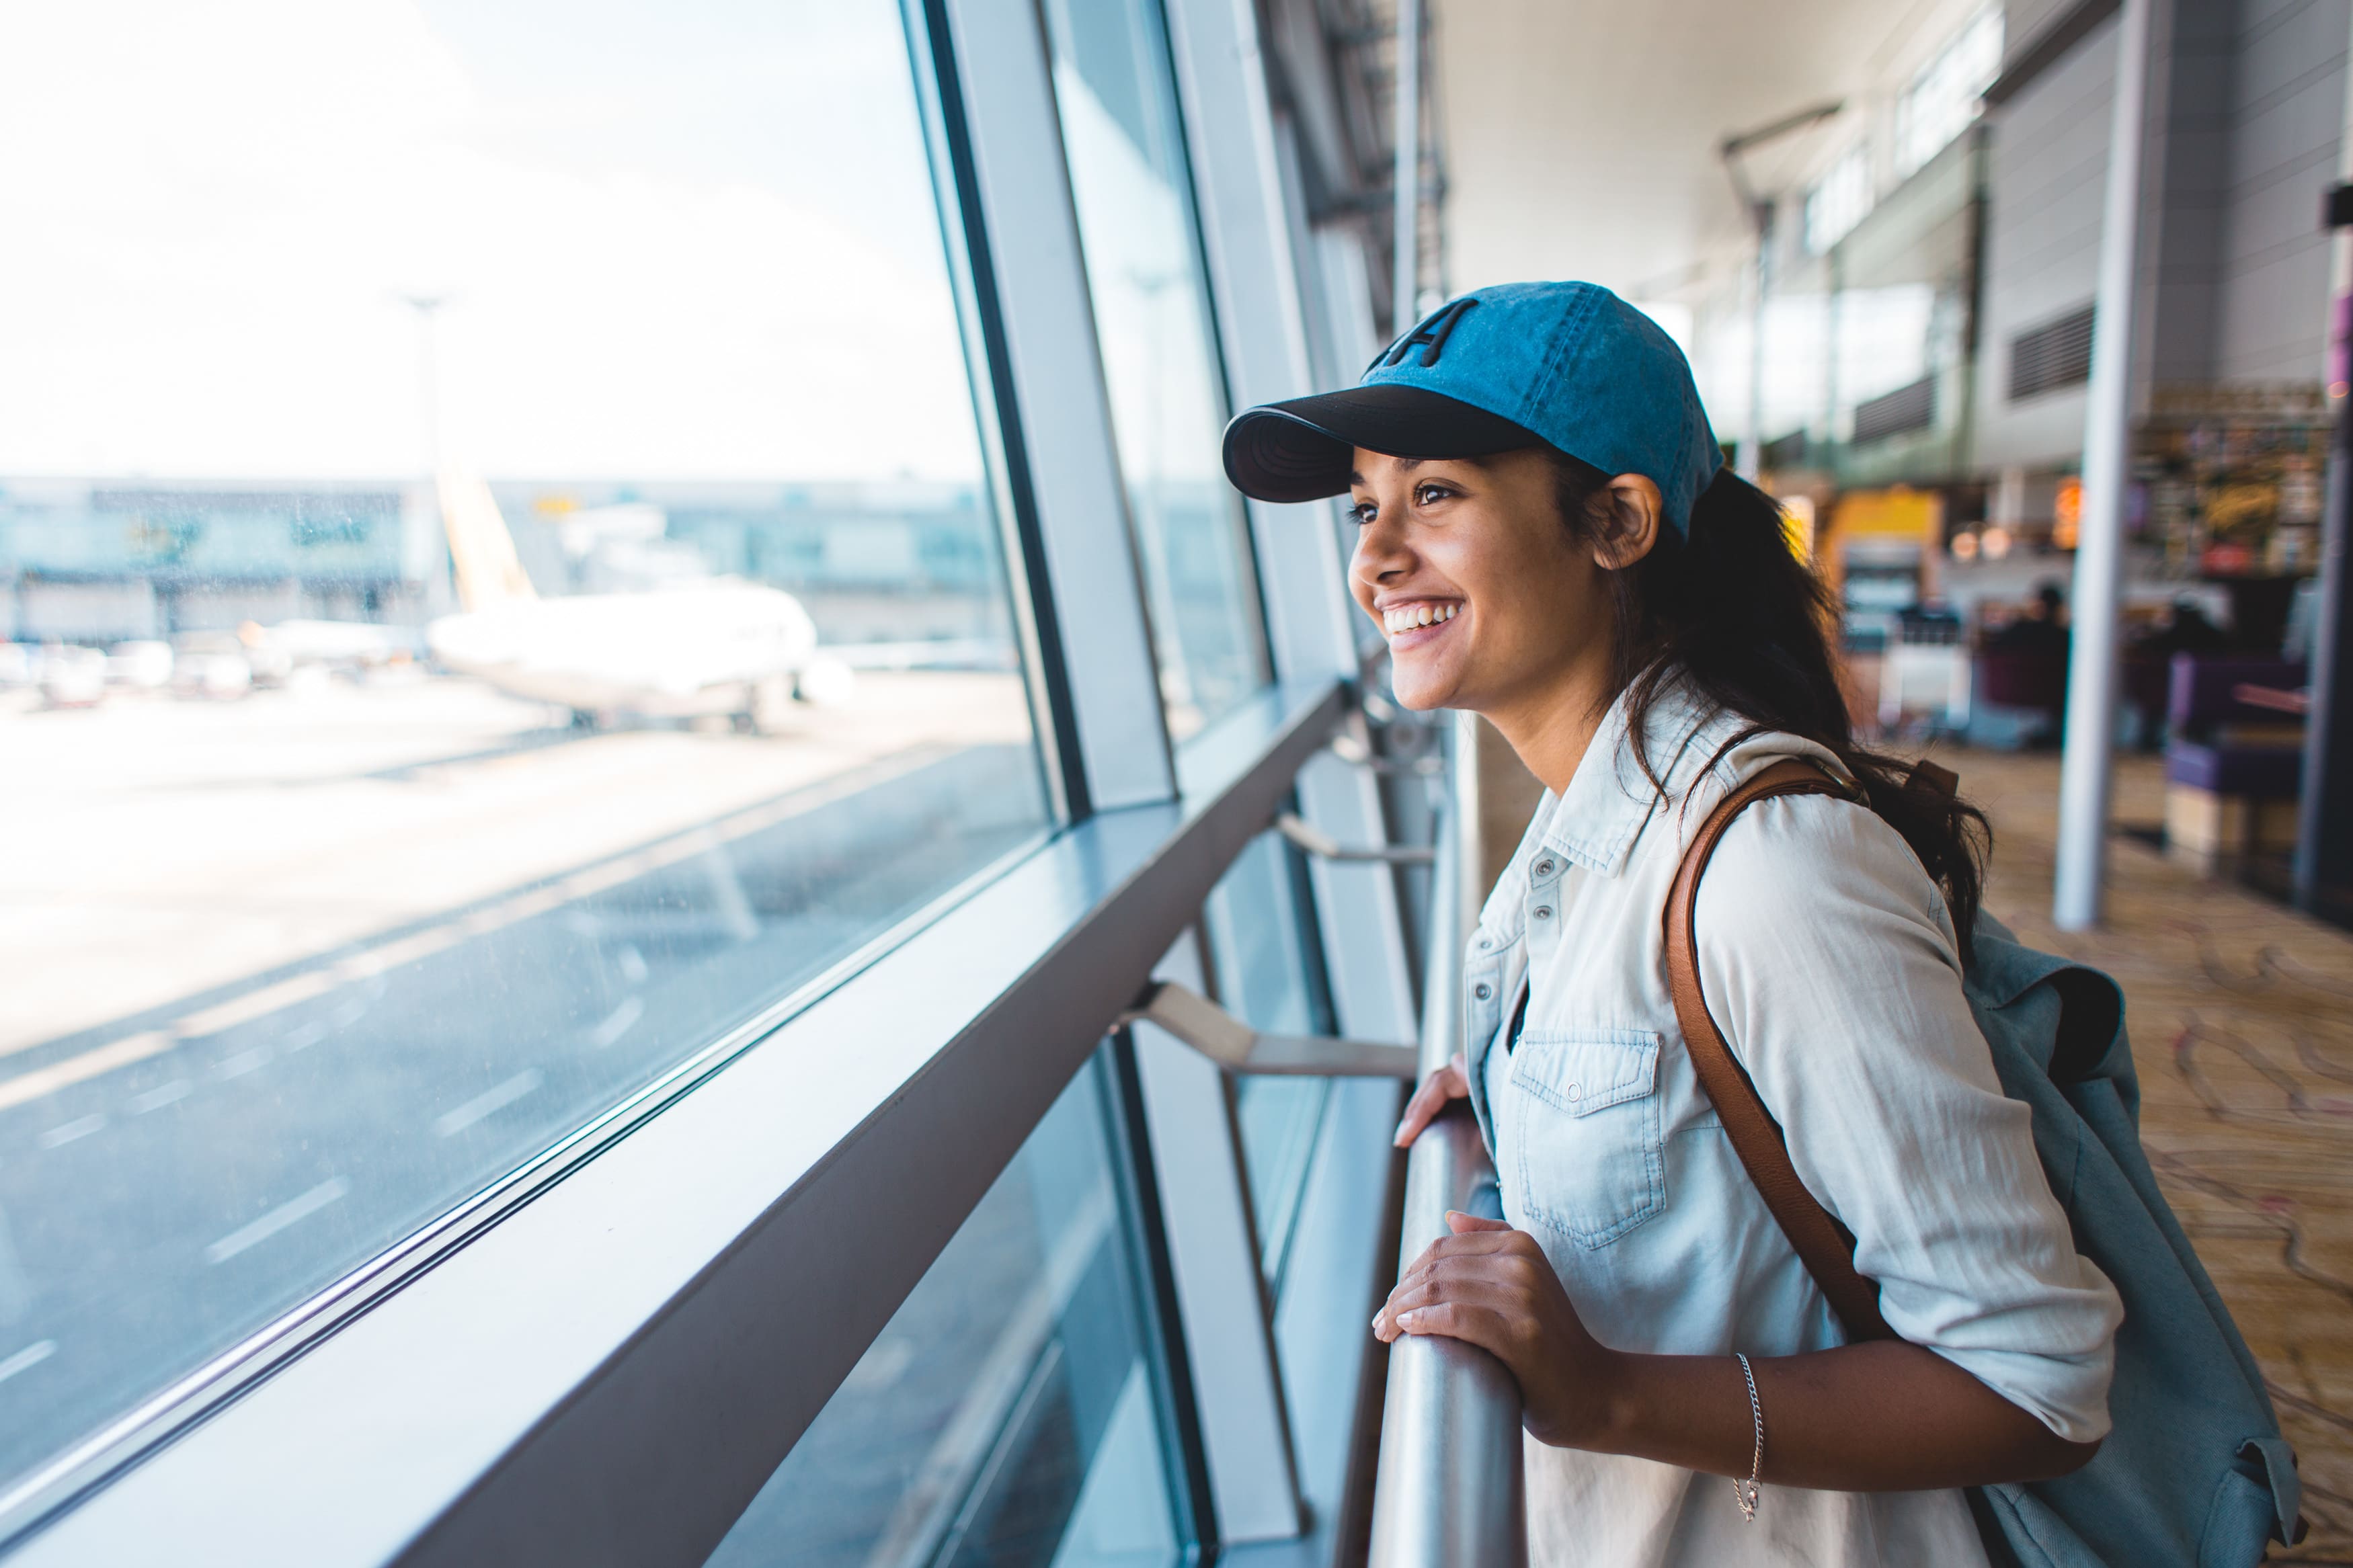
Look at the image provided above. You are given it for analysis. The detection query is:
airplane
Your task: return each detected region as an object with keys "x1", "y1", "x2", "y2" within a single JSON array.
[{"x1": 423, "y1": 470, "x2": 852, "y2": 730}]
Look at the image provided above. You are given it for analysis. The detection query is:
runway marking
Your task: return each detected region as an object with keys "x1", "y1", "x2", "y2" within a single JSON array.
[
  {"x1": 37, "y1": 1114, "x2": 106, "y2": 1150},
  {"x1": 128, "y1": 1079, "x2": 193, "y2": 1114},
  {"x1": 171, "y1": 975, "x2": 337, "y2": 1042},
  {"x1": 281, "y1": 1022, "x2": 326, "y2": 1052},
  {"x1": 0, "y1": 747, "x2": 946, "y2": 1109},
  {"x1": 433, "y1": 1069, "x2": 543, "y2": 1137},
  {"x1": 619, "y1": 945, "x2": 649, "y2": 984},
  {"x1": 204, "y1": 1178, "x2": 350, "y2": 1265},
  {"x1": 0, "y1": 1341, "x2": 55, "y2": 1386},
  {"x1": 589, "y1": 995, "x2": 645, "y2": 1048},
  {"x1": 0, "y1": 1032, "x2": 173, "y2": 1114},
  {"x1": 214, "y1": 1045, "x2": 272, "y2": 1080}
]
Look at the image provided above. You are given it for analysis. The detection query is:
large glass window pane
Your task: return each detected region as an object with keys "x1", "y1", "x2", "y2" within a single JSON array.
[
  {"x1": 709, "y1": 1056, "x2": 1182, "y2": 1568},
  {"x1": 1039, "y1": 0, "x2": 1271, "y2": 741},
  {"x1": 1202, "y1": 830, "x2": 1336, "y2": 1293},
  {"x1": 0, "y1": 0, "x2": 1047, "y2": 1493}
]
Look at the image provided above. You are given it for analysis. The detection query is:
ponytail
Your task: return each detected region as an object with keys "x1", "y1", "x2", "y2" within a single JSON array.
[{"x1": 1552, "y1": 458, "x2": 1991, "y2": 957}]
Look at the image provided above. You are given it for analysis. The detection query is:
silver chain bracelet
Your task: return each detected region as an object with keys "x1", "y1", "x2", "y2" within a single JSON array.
[{"x1": 1733, "y1": 1352, "x2": 1763, "y2": 1524}]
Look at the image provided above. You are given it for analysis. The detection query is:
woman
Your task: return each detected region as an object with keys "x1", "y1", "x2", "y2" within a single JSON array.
[{"x1": 1222, "y1": 282, "x2": 2120, "y2": 1566}]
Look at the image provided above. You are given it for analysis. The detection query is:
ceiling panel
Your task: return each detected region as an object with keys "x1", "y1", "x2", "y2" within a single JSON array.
[{"x1": 1434, "y1": 0, "x2": 1993, "y2": 301}]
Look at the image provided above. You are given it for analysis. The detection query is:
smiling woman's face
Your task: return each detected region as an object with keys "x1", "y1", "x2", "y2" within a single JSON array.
[{"x1": 1347, "y1": 446, "x2": 1616, "y2": 717}]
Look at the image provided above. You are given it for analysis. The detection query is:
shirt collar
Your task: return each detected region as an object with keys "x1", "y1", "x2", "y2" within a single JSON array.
[{"x1": 1538, "y1": 677, "x2": 1835, "y2": 878}]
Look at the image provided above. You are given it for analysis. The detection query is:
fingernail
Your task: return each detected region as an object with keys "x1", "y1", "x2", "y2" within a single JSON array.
[
  {"x1": 1397, "y1": 1309, "x2": 1419, "y2": 1330},
  {"x1": 1369, "y1": 1313, "x2": 1383, "y2": 1331},
  {"x1": 1392, "y1": 1120, "x2": 1410, "y2": 1145}
]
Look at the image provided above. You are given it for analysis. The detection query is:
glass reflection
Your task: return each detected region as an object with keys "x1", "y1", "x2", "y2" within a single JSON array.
[
  {"x1": 709, "y1": 1058, "x2": 1180, "y2": 1568},
  {"x1": 0, "y1": 0, "x2": 1045, "y2": 1493},
  {"x1": 1203, "y1": 831, "x2": 1336, "y2": 1292},
  {"x1": 1039, "y1": 0, "x2": 1271, "y2": 741}
]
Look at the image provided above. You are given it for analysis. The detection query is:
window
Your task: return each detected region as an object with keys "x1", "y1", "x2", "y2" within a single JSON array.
[
  {"x1": 1895, "y1": 6, "x2": 2004, "y2": 178},
  {"x1": 708, "y1": 1055, "x2": 1185, "y2": 1567},
  {"x1": 1039, "y1": 0, "x2": 1273, "y2": 742},
  {"x1": 1203, "y1": 829, "x2": 1337, "y2": 1292},
  {"x1": 0, "y1": 0, "x2": 1047, "y2": 1495},
  {"x1": 1804, "y1": 145, "x2": 1874, "y2": 255}
]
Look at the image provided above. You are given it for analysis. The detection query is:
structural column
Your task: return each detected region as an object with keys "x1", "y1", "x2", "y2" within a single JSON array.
[
  {"x1": 2053, "y1": 0, "x2": 2155, "y2": 931},
  {"x1": 2295, "y1": 8, "x2": 2353, "y2": 920},
  {"x1": 1392, "y1": 0, "x2": 1422, "y2": 331}
]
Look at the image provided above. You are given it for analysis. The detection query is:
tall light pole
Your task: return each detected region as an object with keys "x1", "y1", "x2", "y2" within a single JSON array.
[
  {"x1": 396, "y1": 292, "x2": 453, "y2": 616},
  {"x1": 398, "y1": 292, "x2": 449, "y2": 480}
]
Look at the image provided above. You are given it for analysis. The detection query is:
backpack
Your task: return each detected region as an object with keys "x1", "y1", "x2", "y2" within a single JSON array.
[{"x1": 1665, "y1": 759, "x2": 2301, "y2": 1568}]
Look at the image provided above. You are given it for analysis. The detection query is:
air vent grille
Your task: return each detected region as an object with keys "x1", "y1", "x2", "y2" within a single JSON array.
[
  {"x1": 2009, "y1": 304, "x2": 2095, "y2": 401},
  {"x1": 1852, "y1": 375, "x2": 1938, "y2": 444}
]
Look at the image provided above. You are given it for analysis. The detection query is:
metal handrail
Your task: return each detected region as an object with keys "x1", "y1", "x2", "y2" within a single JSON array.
[{"x1": 1366, "y1": 807, "x2": 1527, "y2": 1567}]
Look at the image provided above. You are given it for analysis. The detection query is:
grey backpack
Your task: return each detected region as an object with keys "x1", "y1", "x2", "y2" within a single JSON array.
[{"x1": 1667, "y1": 760, "x2": 2301, "y2": 1567}]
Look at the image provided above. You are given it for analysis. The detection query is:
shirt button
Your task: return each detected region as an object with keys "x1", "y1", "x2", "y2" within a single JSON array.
[
  {"x1": 1532, "y1": 905, "x2": 1553, "y2": 920},
  {"x1": 1473, "y1": 982, "x2": 1492, "y2": 1000},
  {"x1": 1534, "y1": 858, "x2": 1555, "y2": 878},
  {"x1": 1478, "y1": 937, "x2": 1492, "y2": 950},
  {"x1": 1565, "y1": 1083, "x2": 1581, "y2": 1102}
]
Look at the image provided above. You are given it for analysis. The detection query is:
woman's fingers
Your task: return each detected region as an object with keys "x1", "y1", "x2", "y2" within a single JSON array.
[
  {"x1": 1375, "y1": 1284, "x2": 1531, "y2": 1355},
  {"x1": 1446, "y1": 1210, "x2": 1513, "y2": 1234},
  {"x1": 1374, "y1": 1243, "x2": 1552, "y2": 1338},
  {"x1": 1394, "y1": 1225, "x2": 1545, "y2": 1286},
  {"x1": 1391, "y1": 1053, "x2": 1471, "y2": 1147},
  {"x1": 1384, "y1": 1237, "x2": 1536, "y2": 1313}
]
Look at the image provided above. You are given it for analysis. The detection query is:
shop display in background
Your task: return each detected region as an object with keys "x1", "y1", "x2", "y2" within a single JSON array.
[{"x1": 2139, "y1": 384, "x2": 2329, "y2": 579}]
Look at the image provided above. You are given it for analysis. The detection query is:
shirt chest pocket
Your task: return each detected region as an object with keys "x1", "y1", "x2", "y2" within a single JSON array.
[{"x1": 1506, "y1": 1028, "x2": 1666, "y2": 1248}]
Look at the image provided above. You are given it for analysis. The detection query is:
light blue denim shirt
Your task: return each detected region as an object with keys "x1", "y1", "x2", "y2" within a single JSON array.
[{"x1": 1464, "y1": 682, "x2": 2122, "y2": 1567}]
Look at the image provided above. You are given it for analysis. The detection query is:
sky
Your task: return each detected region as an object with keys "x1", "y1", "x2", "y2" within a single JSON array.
[{"x1": 0, "y1": 0, "x2": 986, "y2": 482}]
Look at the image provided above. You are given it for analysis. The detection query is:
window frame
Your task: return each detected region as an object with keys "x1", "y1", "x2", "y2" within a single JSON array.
[{"x1": 0, "y1": 0, "x2": 1417, "y2": 1560}]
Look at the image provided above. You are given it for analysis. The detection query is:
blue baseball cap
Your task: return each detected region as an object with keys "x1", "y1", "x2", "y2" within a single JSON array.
[{"x1": 1222, "y1": 281, "x2": 1722, "y2": 534}]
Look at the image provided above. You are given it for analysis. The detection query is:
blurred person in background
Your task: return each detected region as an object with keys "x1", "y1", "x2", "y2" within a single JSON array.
[
  {"x1": 1987, "y1": 581, "x2": 2070, "y2": 658},
  {"x1": 1224, "y1": 282, "x2": 2118, "y2": 1567}
]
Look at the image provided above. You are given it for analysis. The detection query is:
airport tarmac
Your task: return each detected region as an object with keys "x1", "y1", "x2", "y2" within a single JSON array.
[{"x1": 0, "y1": 669, "x2": 1049, "y2": 1497}]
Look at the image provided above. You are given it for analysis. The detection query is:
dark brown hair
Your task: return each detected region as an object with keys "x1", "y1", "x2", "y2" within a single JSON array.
[{"x1": 1552, "y1": 452, "x2": 1991, "y2": 956}]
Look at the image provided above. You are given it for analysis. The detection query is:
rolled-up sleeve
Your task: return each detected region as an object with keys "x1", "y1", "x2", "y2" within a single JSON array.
[{"x1": 1693, "y1": 792, "x2": 2122, "y2": 1442}]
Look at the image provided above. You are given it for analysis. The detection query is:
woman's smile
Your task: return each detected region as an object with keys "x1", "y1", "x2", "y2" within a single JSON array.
[{"x1": 1378, "y1": 597, "x2": 1462, "y2": 649}]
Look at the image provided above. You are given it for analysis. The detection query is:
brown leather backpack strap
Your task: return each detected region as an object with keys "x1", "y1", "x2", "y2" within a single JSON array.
[{"x1": 1663, "y1": 758, "x2": 1897, "y2": 1343}]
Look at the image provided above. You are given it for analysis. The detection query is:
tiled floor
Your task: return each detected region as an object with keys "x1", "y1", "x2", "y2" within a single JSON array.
[{"x1": 1950, "y1": 746, "x2": 2353, "y2": 1563}]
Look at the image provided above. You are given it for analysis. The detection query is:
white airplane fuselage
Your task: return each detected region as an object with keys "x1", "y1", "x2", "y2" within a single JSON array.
[{"x1": 426, "y1": 579, "x2": 819, "y2": 718}]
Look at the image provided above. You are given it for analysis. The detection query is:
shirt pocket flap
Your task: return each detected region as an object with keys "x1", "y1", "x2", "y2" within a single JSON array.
[{"x1": 1509, "y1": 1029, "x2": 1659, "y2": 1116}]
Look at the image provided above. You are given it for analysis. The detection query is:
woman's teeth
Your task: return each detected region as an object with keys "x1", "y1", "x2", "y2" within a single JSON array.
[{"x1": 1383, "y1": 603, "x2": 1459, "y2": 635}]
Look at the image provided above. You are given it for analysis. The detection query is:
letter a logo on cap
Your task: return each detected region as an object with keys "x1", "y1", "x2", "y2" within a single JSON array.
[{"x1": 1373, "y1": 297, "x2": 1478, "y2": 372}]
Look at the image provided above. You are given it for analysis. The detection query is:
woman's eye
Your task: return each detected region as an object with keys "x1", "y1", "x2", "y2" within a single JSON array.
[
  {"x1": 1349, "y1": 502, "x2": 1376, "y2": 526},
  {"x1": 1414, "y1": 484, "x2": 1450, "y2": 507}
]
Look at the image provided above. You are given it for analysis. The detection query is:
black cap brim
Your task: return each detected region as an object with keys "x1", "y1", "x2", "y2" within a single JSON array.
[{"x1": 1221, "y1": 383, "x2": 1545, "y2": 503}]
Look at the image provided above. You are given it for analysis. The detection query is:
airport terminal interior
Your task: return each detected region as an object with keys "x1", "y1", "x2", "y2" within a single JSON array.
[{"x1": 4, "y1": 0, "x2": 2353, "y2": 1563}]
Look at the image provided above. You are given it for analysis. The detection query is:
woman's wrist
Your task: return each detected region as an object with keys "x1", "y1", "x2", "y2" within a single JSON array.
[{"x1": 1529, "y1": 1343, "x2": 1640, "y2": 1452}]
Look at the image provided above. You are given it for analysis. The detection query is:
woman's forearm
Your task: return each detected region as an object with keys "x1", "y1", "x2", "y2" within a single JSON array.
[{"x1": 1583, "y1": 1340, "x2": 2098, "y2": 1492}]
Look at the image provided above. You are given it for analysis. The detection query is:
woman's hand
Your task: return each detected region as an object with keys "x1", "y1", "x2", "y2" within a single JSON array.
[
  {"x1": 1374, "y1": 1214, "x2": 2102, "y2": 1487},
  {"x1": 1392, "y1": 1053, "x2": 1470, "y2": 1147},
  {"x1": 1371, "y1": 1211, "x2": 1624, "y2": 1448}
]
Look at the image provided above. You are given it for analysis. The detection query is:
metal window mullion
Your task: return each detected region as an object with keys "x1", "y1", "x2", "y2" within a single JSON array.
[
  {"x1": 1129, "y1": 928, "x2": 1306, "y2": 1544},
  {"x1": 1164, "y1": 0, "x2": 1418, "y2": 1048},
  {"x1": 932, "y1": 0, "x2": 1176, "y2": 813}
]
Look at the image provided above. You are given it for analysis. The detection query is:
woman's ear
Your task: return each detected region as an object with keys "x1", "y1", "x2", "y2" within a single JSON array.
[{"x1": 1590, "y1": 474, "x2": 1663, "y2": 571}]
